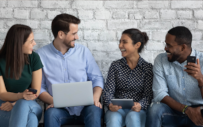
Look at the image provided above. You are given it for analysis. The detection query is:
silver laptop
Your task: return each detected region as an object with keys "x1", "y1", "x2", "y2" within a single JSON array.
[{"x1": 52, "y1": 81, "x2": 94, "y2": 108}]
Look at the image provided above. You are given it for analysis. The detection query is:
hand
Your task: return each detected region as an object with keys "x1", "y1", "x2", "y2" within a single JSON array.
[
  {"x1": 46, "y1": 104, "x2": 54, "y2": 110},
  {"x1": 94, "y1": 101, "x2": 102, "y2": 109},
  {"x1": 22, "y1": 89, "x2": 37, "y2": 100},
  {"x1": 0, "y1": 102, "x2": 13, "y2": 111},
  {"x1": 185, "y1": 106, "x2": 203, "y2": 126},
  {"x1": 132, "y1": 102, "x2": 141, "y2": 112},
  {"x1": 184, "y1": 59, "x2": 203, "y2": 82},
  {"x1": 109, "y1": 103, "x2": 122, "y2": 112}
]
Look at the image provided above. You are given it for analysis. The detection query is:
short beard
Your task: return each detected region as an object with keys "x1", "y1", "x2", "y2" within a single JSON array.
[
  {"x1": 168, "y1": 53, "x2": 180, "y2": 62},
  {"x1": 63, "y1": 40, "x2": 75, "y2": 49}
]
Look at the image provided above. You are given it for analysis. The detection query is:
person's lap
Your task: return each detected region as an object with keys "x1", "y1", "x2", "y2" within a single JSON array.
[
  {"x1": 44, "y1": 104, "x2": 102, "y2": 127},
  {"x1": 0, "y1": 99, "x2": 42, "y2": 127},
  {"x1": 105, "y1": 109, "x2": 146, "y2": 127},
  {"x1": 146, "y1": 102, "x2": 202, "y2": 127}
]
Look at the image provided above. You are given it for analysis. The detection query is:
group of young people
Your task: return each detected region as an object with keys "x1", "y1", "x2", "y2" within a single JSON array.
[{"x1": 0, "y1": 13, "x2": 203, "y2": 127}]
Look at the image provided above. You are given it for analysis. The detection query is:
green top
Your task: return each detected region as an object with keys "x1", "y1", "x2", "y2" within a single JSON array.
[{"x1": 0, "y1": 52, "x2": 43, "y2": 93}]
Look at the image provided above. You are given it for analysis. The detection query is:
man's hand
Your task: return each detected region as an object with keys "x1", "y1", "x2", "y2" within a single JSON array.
[
  {"x1": 185, "y1": 106, "x2": 203, "y2": 126},
  {"x1": 46, "y1": 104, "x2": 54, "y2": 110},
  {"x1": 0, "y1": 102, "x2": 13, "y2": 111},
  {"x1": 185, "y1": 59, "x2": 203, "y2": 82},
  {"x1": 93, "y1": 96, "x2": 102, "y2": 109},
  {"x1": 109, "y1": 103, "x2": 122, "y2": 112},
  {"x1": 132, "y1": 102, "x2": 141, "y2": 112}
]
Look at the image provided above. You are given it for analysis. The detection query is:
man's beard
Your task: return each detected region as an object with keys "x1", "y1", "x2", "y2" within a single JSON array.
[
  {"x1": 63, "y1": 39, "x2": 75, "y2": 49},
  {"x1": 167, "y1": 52, "x2": 180, "y2": 62}
]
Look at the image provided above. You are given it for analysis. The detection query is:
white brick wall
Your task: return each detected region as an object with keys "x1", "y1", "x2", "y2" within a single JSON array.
[{"x1": 0, "y1": 0, "x2": 203, "y2": 80}]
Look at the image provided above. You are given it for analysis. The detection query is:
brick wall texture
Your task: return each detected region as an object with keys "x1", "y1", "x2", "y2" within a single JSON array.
[{"x1": 0, "y1": 0, "x2": 203, "y2": 79}]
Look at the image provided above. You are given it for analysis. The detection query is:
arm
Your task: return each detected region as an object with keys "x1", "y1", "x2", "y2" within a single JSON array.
[
  {"x1": 38, "y1": 69, "x2": 53, "y2": 105},
  {"x1": 31, "y1": 69, "x2": 42, "y2": 96},
  {"x1": 0, "y1": 76, "x2": 23, "y2": 101}
]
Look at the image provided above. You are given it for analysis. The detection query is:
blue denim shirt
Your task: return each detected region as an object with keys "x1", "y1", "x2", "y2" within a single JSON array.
[
  {"x1": 153, "y1": 49, "x2": 203, "y2": 105},
  {"x1": 36, "y1": 42, "x2": 104, "y2": 116}
]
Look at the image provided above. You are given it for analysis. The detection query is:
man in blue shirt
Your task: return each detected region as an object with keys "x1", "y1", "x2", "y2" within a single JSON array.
[
  {"x1": 36, "y1": 14, "x2": 104, "y2": 127},
  {"x1": 146, "y1": 26, "x2": 203, "y2": 127}
]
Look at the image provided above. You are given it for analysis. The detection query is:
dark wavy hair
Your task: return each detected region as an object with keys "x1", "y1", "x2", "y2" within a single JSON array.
[
  {"x1": 52, "y1": 13, "x2": 81, "y2": 38},
  {"x1": 122, "y1": 28, "x2": 149, "y2": 53},
  {"x1": 0, "y1": 24, "x2": 32, "y2": 79}
]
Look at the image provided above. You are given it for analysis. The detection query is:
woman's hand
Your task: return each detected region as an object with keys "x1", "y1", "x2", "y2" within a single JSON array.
[
  {"x1": 132, "y1": 102, "x2": 141, "y2": 112},
  {"x1": 109, "y1": 103, "x2": 122, "y2": 112},
  {"x1": 0, "y1": 102, "x2": 13, "y2": 111},
  {"x1": 22, "y1": 89, "x2": 37, "y2": 100}
]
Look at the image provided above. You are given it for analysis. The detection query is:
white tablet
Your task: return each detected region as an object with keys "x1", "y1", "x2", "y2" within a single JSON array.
[{"x1": 111, "y1": 99, "x2": 134, "y2": 109}]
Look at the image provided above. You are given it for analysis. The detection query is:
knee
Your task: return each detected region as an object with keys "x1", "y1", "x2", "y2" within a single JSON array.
[
  {"x1": 105, "y1": 111, "x2": 123, "y2": 123},
  {"x1": 15, "y1": 99, "x2": 30, "y2": 108},
  {"x1": 45, "y1": 108, "x2": 59, "y2": 119},
  {"x1": 126, "y1": 111, "x2": 144, "y2": 121},
  {"x1": 85, "y1": 105, "x2": 102, "y2": 117},
  {"x1": 147, "y1": 102, "x2": 168, "y2": 118}
]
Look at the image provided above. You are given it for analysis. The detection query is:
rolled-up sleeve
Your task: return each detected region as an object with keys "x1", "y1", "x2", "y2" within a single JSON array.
[
  {"x1": 85, "y1": 48, "x2": 104, "y2": 89},
  {"x1": 102, "y1": 62, "x2": 116, "y2": 106},
  {"x1": 152, "y1": 54, "x2": 169, "y2": 102},
  {"x1": 138, "y1": 64, "x2": 153, "y2": 110}
]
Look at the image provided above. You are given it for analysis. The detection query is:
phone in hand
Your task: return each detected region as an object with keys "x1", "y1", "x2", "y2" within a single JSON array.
[
  {"x1": 28, "y1": 88, "x2": 37, "y2": 94},
  {"x1": 187, "y1": 56, "x2": 196, "y2": 65}
]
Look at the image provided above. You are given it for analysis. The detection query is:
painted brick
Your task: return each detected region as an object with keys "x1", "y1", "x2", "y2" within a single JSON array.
[
  {"x1": 144, "y1": 10, "x2": 159, "y2": 19},
  {"x1": 160, "y1": 10, "x2": 176, "y2": 19},
  {"x1": 14, "y1": 9, "x2": 29, "y2": 19},
  {"x1": 80, "y1": 20, "x2": 106, "y2": 30},
  {"x1": 104, "y1": 1, "x2": 134, "y2": 9},
  {"x1": 47, "y1": 10, "x2": 61, "y2": 20},
  {"x1": 8, "y1": 1, "x2": 38, "y2": 8},
  {"x1": 0, "y1": 8, "x2": 13, "y2": 19},
  {"x1": 72, "y1": 1, "x2": 103, "y2": 9},
  {"x1": 194, "y1": 10, "x2": 203, "y2": 19},
  {"x1": 41, "y1": 1, "x2": 71, "y2": 9},
  {"x1": 78, "y1": 10, "x2": 93, "y2": 19},
  {"x1": 113, "y1": 11, "x2": 127, "y2": 19},
  {"x1": 95, "y1": 10, "x2": 111, "y2": 20},
  {"x1": 142, "y1": 21, "x2": 172, "y2": 30},
  {"x1": 108, "y1": 20, "x2": 137, "y2": 30},
  {"x1": 177, "y1": 11, "x2": 193, "y2": 19},
  {"x1": 137, "y1": 1, "x2": 169, "y2": 9},
  {"x1": 31, "y1": 9, "x2": 46, "y2": 19},
  {"x1": 171, "y1": 1, "x2": 202, "y2": 9}
]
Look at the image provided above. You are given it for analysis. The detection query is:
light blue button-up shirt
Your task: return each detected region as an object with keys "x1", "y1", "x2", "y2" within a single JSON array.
[
  {"x1": 153, "y1": 49, "x2": 203, "y2": 105},
  {"x1": 36, "y1": 42, "x2": 104, "y2": 116}
]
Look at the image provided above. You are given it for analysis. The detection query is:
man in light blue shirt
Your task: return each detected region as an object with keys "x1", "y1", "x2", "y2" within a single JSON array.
[
  {"x1": 36, "y1": 14, "x2": 104, "y2": 127},
  {"x1": 146, "y1": 26, "x2": 203, "y2": 127}
]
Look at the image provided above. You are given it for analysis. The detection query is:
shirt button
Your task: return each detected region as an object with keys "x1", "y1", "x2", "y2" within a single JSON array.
[
  {"x1": 183, "y1": 77, "x2": 184, "y2": 78},
  {"x1": 183, "y1": 88, "x2": 185, "y2": 90},
  {"x1": 185, "y1": 99, "x2": 186, "y2": 101}
]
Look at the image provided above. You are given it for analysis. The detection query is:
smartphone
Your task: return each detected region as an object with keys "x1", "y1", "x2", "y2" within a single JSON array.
[
  {"x1": 28, "y1": 88, "x2": 37, "y2": 94},
  {"x1": 187, "y1": 56, "x2": 196, "y2": 65}
]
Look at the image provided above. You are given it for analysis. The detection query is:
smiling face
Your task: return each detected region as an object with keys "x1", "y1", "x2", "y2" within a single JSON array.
[
  {"x1": 165, "y1": 33, "x2": 183, "y2": 62},
  {"x1": 62, "y1": 23, "x2": 79, "y2": 48},
  {"x1": 22, "y1": 32, "x2": 36, "y2": 54},
  {"x1": 119, "y1": 34, "x2": 140, "y2": 58}
]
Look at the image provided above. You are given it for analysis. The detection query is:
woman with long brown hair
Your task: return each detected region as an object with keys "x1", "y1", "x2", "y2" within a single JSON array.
[{"x1": 0, "y1": 24, "x2": 43, "y2": 127}]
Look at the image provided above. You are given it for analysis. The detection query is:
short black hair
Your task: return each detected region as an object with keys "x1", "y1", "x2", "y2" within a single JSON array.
[
  {"x1": 52, "y1": 13, "x2": 80, "y2": 38},
  {"x1": 168, "y1": 26, "x2": 192, "y2": 47},
  {"x1": 122, "y1": 28, "x2": 149, "y2": 53}
]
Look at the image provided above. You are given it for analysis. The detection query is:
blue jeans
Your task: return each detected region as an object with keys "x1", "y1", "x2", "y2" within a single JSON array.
[
  {"x1": 105, "y1": 109, "x2": 146, "y2": 127},
  {"x1": 44, "y1": 105, "x2": 102, "y2": 127},
  {"x1": 0, "y1": 99, "x2": 42, "y2": 127},
  {"x1": 146, "y1": 102, "x2": 202, "y2": 127}
]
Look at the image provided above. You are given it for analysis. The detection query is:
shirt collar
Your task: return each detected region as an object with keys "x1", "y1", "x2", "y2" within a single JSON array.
[
  {"x1": 120, "y1": 56, "x2": 145, "y2": 68},
  {"x1": 50, "y1": 41, "x2": 74, "y2": 57}
]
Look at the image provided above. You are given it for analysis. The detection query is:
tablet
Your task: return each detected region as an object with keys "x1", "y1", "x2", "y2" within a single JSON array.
[{"x1": 111, "y1": 99, "x2": 134, "y2": 109}]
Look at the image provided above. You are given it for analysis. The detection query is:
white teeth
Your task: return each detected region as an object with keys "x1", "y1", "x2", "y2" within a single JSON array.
[
  {"x1": 167, "y1": 53, "x2": 171, "y2": 55},
  {"x1": 120, "y1": 49, "x2": 126, "y2": 51}
]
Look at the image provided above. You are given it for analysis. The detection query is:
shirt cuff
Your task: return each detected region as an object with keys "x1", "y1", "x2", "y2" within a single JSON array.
[
  {"x1": 153, "y1": 92, "x2": 169, "y2": 102},
  {"x1": 92, "y1": 78, "x2": 104, "y2": 89},
  {"x1": 39, "y1": 87, "x2": 47, "y2": 95}
]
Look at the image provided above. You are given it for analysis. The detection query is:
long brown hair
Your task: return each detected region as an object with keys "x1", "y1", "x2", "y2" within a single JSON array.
[{"x1": 0, "y1": 24, "x2": 32, "y2": 79}]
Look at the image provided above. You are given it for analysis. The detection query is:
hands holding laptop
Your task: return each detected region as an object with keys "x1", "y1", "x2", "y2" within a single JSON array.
[{"x1": 131, "y1": 102, "x2": 141, "y2": 112}]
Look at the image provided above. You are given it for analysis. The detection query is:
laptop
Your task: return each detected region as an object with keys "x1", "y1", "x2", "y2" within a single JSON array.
[{"x1": 52, "y1": 81, "x2": 94, "y2": 108}]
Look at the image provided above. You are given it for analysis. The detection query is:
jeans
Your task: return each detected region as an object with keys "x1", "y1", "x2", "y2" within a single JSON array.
[
  {"x1": 105, "y1": 109, "x2": 146, "y2": 127},
  {"x1": 0, "y1": 99, "x2": 42, "y2": 127},
  {"x1": 44, "y1": 105, "x2": 102, "y2": 127},
  {"x1": 146, "y1": 102, "x2": 202, "y2": 127}
]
